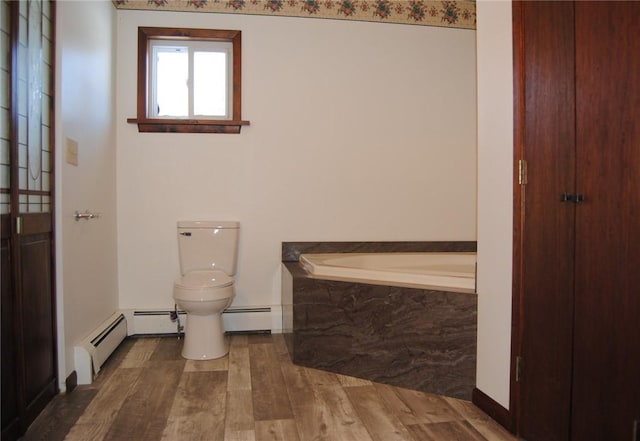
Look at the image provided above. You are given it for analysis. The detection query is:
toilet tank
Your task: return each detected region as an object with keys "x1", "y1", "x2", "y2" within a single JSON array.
[{"x1": 177, "y1": 221, "x2": 239, "y2": 276}]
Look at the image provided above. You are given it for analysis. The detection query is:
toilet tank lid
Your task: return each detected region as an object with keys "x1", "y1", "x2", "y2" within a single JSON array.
[{"x1": 177, "y1": 220, "x2": 239, "y2": 229}]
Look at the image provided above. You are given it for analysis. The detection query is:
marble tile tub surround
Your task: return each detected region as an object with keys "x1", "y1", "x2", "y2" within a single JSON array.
[
  {"x1": 281, "y1": 241, "x2": 477, "y2": 401},
  {"x1": 282, "y1": 240, "x2": 477, "y2": 262}
]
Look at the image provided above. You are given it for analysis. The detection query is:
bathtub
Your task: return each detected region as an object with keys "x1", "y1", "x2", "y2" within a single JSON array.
[{"x1": 299, "y1": 252, "x2": 476, "y2": 294}]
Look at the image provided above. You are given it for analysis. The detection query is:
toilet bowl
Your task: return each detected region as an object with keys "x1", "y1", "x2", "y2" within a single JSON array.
[
  {"x1": 172, "y1": 220, "x2": 239, "y2": 360},
  {"x1": 174, "y1": 270, "x2": 235, "y2": 360}
]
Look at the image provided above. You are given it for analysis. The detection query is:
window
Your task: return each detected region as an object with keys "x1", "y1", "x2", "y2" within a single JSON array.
[
  {"x1": 151, "y1": 40, "x2": 231, "y2": 119},
  {"x1": 127, "y1": 27, "x2": 249, "y2": 134}
]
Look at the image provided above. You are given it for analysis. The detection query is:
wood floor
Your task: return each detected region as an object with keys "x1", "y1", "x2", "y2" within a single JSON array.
[{"x1": 21, "y1": 333, "x2": 516, "y2": 441}]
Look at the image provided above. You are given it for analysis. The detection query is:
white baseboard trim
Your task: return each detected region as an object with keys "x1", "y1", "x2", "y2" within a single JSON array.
[{"x1": 124, "y1": 305, "x2": 282, "y2": 336}]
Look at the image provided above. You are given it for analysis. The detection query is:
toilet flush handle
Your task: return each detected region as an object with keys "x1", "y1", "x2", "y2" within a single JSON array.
[{"x1": 180, "y1": 232, "x2": 192, "y2": 236}]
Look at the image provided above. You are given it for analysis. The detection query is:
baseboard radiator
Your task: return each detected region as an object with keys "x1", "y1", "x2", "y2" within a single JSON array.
[
  {"x1": 74, "y1": 312, "x2": 127, "y2": 385},
  {"x1": 129, "y1": 306, "x2": 276, "y2": 336}
]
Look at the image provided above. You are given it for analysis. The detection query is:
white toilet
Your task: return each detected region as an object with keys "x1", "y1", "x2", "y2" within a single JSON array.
[{"x1": 173, "y1": 220, "x2": 239, "y2": 360}]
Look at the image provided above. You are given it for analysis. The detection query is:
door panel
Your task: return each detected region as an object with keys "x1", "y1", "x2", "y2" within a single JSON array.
[
  {"x1": 1, "y1": 218, "x2": 19, "y2": 439},
  {"x1": 518, "y1": 2, "x2": 576, "y2": 440},
  {"x1": 21, "y1": 232, "x2": 56, "y2": 417},
  {"x1": 515, "y1": 2, "x2": 640, "y2": 440},
  {"x1": 572, "y1": 2, "x2": 640, "y2": 440},
  {"x1": 1, "y1": 1, "x2": 57, "y2": 439}
]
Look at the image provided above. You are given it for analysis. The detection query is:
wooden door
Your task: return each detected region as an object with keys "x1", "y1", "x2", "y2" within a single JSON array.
[
  {"x1": 1, "y1": 1, "x2": 57, "y2": 439},
  {"x1": 514, "y1": 2, "x2": 640, "y2": 440},
  {"x1": 514, "y1": 2, "x2": 576, "y2": 440},
  {"x1": 571, "y1": 2, "x2": 640, "y2": 440}
]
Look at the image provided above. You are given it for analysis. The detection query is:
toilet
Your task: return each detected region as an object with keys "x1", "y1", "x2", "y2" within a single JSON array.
[{"x1": 173, "y1": 220, "x2": 239, "y2": 360}]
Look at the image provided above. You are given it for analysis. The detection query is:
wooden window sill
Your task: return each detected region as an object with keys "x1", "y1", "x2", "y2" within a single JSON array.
[{"x1": 127, "y1": 118, "x2": 250, "y2": 134}]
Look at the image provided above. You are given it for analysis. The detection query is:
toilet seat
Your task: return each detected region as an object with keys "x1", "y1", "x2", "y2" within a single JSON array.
[{"x1": 175, "y1": 270, "x2": 233, "y2": 290}]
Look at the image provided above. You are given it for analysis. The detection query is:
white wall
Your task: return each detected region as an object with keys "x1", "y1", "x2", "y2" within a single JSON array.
[
  {"x1": 476, "y1": 0, "x2": 513, "y2": 409},
  {"x1": 52, "y1": 3, "x2": 514, "y2": 408},
  {"x1": 115, "y1": 12, "x2": 477, "y2": 322},
  {"x1": 55, "y1": 0, "x2": 118, "y2": 389}
]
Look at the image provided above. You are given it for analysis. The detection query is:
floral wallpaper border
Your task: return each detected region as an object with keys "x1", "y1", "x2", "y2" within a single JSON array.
[{"x1": 113, "y1": 1, "x2": 476, "y2": 30}]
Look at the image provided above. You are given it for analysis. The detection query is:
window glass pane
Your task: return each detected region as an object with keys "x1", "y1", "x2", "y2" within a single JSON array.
[
  {"x1": 19, "y1": 194, "x2": 27, "y2": 213},
  {"x1": 0, "y1": 193, "x2": 10, "y2": 215},
  {"x1": 194, "y1": 51, "x2": 227, "y2": 117},
  {"x1": 27, "y1": 0, "x2": 42, "y2": 184},
  {"x1": 155, "y1": 48, "x2": 188, "y2": 117},
  {"x1": 0, "y1": 165, "x2": 9, "y2": 191},
  {"x1": 28, "y1": 194, "x2": 41, "y2": 213}
]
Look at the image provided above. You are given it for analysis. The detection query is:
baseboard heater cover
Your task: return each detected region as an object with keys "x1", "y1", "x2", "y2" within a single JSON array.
[
  {"x1": 74, "y1": 312, "x2": 127, "y2": 385},
  {"x1": 223, "y1": 307, "x2": 271, "y2": 314},
  {"x1": 131, "y1": 306, "x2": 275, "y2": 335},
  {"x1": 133, "y1": 307, "x2": 271, "y2": 315}
]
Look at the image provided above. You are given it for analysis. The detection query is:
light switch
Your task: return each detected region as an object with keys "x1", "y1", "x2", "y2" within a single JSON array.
[{"x1": 66, "y1": 137, "x2": 78, "y2": 166}]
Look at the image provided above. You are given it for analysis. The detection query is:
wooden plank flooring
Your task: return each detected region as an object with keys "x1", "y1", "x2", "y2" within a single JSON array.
[{"x1": 21, "y1": 334, "x2": 516, "y2": 441}]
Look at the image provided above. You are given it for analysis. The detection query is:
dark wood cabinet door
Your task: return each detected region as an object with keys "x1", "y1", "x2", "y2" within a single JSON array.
[
  {"x1": 572, "y1": 2, "x2": 640, "y2": 440},
  {"x1": 515, "y1": 1, "x2": 640, "y2": 440},
  {"x1": 516, "y1": 2, "x2": 576, "y2": 440}
]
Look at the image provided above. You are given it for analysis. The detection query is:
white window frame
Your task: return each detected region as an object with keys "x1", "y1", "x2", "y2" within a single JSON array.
[{"x1": 149, "y1": 39, "x2": 233, "y2": 120}]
